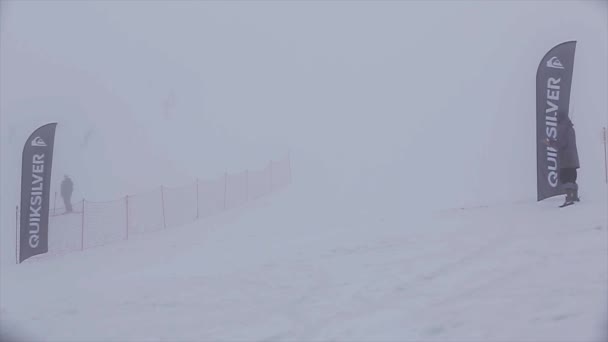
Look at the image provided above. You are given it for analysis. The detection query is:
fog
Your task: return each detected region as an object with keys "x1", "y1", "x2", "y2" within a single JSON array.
[
  {"x1": 1, "y1": 1, "x2": 607, "y2": 340},
  {"x1": 2, "y1": 1, "x2": 606, "y2": 204}
]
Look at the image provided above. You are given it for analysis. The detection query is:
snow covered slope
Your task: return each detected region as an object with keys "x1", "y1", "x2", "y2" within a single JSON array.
[
  {"x1": 1, "y1": 183, "x2": 606, "y2": 341},
  {"x1": 1, "y1": 1, "x2": 607, "y2": 341}
]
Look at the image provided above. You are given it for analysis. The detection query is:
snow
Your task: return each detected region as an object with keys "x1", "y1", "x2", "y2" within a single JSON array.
[
  {"x1": 1, "y1": 186, "x2": 607, "y2": 341},
  {"x1": 1, "y1": 1, "x2": 608, "y2": 341}
]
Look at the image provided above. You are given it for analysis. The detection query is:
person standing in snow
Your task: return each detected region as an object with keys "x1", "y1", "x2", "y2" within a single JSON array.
[
  {"x1": 60, "y1": 175, "x2": 74, "y2": 213},
  {"x1": 545, "y1": 115, "x2": 580, "y2": 207}
]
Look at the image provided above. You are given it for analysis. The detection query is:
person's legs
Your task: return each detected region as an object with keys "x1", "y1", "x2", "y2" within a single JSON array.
[
  {"x1": 65, "y1": 193, "x2": 73, "y2": 212},
  {"x1": 572, "y1": 169, "x2": 580, "y2": 201},
  {"x1": 560, "y1": 168, "x2": 576, "y2": 205}
]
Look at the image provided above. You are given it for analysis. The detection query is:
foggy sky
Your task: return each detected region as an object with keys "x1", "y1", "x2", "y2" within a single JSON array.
[{"x1": 1, "y1": 1, "x2": 607, "y2": 230}]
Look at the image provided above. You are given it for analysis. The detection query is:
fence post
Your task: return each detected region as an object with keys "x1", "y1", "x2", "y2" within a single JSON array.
[
  {"x1": 15, "y1": 205, "x2": 19, "y2": 264},
  {"x1": 270, "y1": 160, "x2": 274, "y2": 193},
  {"x1": 196, "y1": 179, "x2": 200, "y2": 219},
  {"x1": 223, "y1": 172, "x2": 228, "y2": 210},
  {"x1": 245, "y1": 170, "x2": 249, "y2": 201},
  {"x1": 288, "y1": 151, "x2": 292, "y2": 184},
  {"x1": 161, "y1": 186, "x2": 167, "y2": 229},
  {"x1": 604, "y1": 127, "x2": 608, "y2": 184},
  {"x1": 81, "y1": 199, "x2": 85, "y2": 251},
  {"x1": 53, "y1": 192, "x2": 57, "y2": 215},
  {"x1": 125, "y1": 195, "x2": 129, "y2": 240}
]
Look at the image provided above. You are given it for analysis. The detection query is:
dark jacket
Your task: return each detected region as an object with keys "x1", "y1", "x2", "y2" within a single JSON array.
[
  {"x1": 61, "y1": 177, "x2": 73, "y2": 197},
  {"x1": 550, "y1": 118, "x2": 580, "y2": 169}
]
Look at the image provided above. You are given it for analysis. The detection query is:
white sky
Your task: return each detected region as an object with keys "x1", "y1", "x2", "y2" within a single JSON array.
[{"x1": 1, "y1": 0, "x2": 607, "y2": 222}]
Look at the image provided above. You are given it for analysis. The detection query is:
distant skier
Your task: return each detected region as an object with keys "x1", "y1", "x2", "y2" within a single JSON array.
[
  {"x1": 60, "y1": 175, "x2": 74, "y2": 213},
  {"x1": 545, "y1": 115, "x2": 580, "y2": 207}
]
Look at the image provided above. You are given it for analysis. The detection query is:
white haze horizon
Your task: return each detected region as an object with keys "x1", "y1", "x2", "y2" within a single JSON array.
[
  {"x1": 1, "y1": 1, "x2": 607, "y2": 207},
  {"x1": 1, "y1": 1, "x2": 607, "y2": 341}
]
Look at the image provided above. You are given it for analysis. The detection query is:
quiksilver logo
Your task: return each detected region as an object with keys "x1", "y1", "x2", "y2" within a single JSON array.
[
  {"x1": 546, "y1": 56, "x2": 564, "y2": 69},
  {"x1": 31, "y1": 137, "x2": 47, "y2": 147},
  {"x1": 545, "y1": 77, "x2": 561, "y2": 188},
  {"x1": 28, "y1": 154, "x2": 45, "y2": 248}
]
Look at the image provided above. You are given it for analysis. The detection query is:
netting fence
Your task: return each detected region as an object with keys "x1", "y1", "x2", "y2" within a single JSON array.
[{"x1": 16, "y1": 154, "x2": 291, "y2": 262}]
